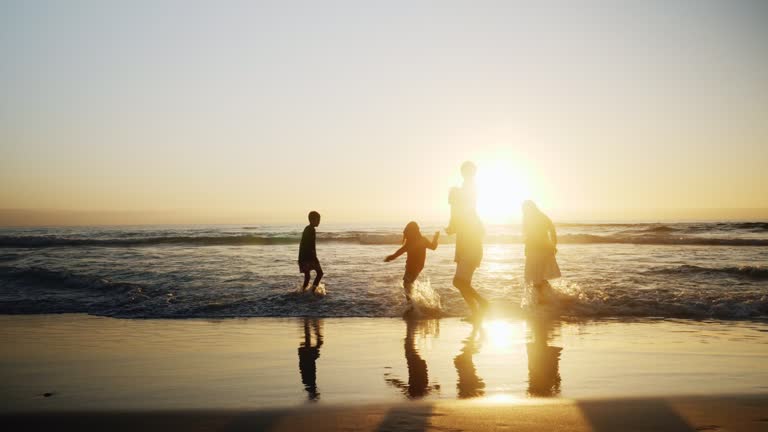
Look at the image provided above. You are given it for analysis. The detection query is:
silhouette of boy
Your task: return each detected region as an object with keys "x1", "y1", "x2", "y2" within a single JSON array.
[{"x1": 299, "y1": 211, "x2": 324, "y2": 292}]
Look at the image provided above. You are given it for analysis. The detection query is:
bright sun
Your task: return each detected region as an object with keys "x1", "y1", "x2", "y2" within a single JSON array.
[{"x1": 475, "y1": 159, "x2": 531, "y2": 224}]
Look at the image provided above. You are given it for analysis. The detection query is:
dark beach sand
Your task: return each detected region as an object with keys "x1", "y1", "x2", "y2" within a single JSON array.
[{"x1": 4, "y1": 396, "x2": 768, "y2": 431}]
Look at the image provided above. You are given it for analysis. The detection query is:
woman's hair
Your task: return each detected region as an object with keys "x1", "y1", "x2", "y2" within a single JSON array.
[
  {"x1": 522, "y1": 200, "x2": 538, "y2": 217},
  {"x1": 522, "y1": 200, "x2": 540, "y2": 232},
  {"x1": 402, "y1": 221, "x2": 421, "y2": 244}
]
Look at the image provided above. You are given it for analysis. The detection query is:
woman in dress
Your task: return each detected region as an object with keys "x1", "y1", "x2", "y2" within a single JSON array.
[{"x1": 522, "y1": 200, "x2": 561, "y2": 304}]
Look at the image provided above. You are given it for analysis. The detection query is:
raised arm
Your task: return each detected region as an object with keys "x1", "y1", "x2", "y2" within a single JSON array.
[
  {"x1": 427, "y1": 231, "x2": 440, "y2": 250},
  {"x1": 384, "y1": 245, "x2": 407, "y2": 262}
]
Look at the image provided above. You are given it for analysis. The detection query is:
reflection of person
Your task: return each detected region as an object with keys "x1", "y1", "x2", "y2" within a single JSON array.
[
  {"x1": 299, "y1": 211, "x2": 324, "y2": 292},
  {"x1": 454, "y1": 323, "x2": 485, "y2": 398},
  {"x1": 384, "y1": 222, "x2": 439, "y2": 306},
  {"x1": 526, "y1": 315, "x2": 562, "y2": 397},
  {"x1": 298, "y1": 318, "x2": 323, "y2": 401},
  {"x1": 384, "y1": 319, "x2": 439, "y2": 399},
  {"x1": 522, "y1": 201, "x2": 560, "y2": 304},
  {"x1": 447, "y1": 162, "x2": 489, "y2": 319}
]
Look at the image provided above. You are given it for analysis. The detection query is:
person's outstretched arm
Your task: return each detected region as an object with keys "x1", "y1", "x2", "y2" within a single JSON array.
[
  {"x1": 385, "y1": 245, "x2": 407, "y2": 262},
  {"x1": 427, "y1": 231, "x2": 440, "y2": 250}
]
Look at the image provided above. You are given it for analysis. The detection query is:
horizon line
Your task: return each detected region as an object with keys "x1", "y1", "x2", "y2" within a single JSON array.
[{"x1": 1, "y1": 207, "x2": 767, "y2": 228}]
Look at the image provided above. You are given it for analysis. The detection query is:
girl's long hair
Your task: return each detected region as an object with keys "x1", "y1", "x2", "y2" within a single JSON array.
[
  {"x1": 522, "y1": 200, "x2": 540, "y2": 234},
  {"x1": 402, "y1": 221, "x2": 421, "y2": 245}
]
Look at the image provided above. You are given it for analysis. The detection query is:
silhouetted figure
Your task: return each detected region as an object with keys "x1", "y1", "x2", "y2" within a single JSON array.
[
  {"x1": 384, "y1": 319, "x2": 439, "y2": 399},
  {"x1": 298, "y1": 318, "x2": 323, "y2": 401},
  {"x1": 299, "y1": 211, "x2": 324, "y2": 292},
  {"x1": 447, "y1": 161, "x2": 489, "y2": 319},
  {"x1": 522, "y1": 201, "x2": 560, "y2": 304},
  {"x1": 384, "y1": 222, "x2": 439, "y2": 307},
  {"x1": 454, "y1": 323, "x2": 485, "y2": 398},
  {"x1": 526, "y1": 315, "x2": 562, "y2": 397}
]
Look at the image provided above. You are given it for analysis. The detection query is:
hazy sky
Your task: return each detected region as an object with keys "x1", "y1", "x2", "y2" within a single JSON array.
[{"x1": 1, "y1": 0, "x2": 767, "y2": 225}]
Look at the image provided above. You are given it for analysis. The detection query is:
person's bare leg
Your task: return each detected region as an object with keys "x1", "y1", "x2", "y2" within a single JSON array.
[
  {"x1": 533, "y1": 282, "x2": 548, "y2": 304},
  {"x1": 302, "y1": 272, "x2": 311, "y2": 291},
  {"x1": 540, "y1": 280, "x2": 552, "y2": 304},
  {"x1": 454, "y1": 277, "x2": 479, "y2": 316},
  {"x1": 312, "y1": 267, "x2": 324, "y2": 292},
  {"x1": 404, "y1": 280, "x2": 414, "y2": 303},
  {"x1": 463, "y1": 286, "x2": 488, "y2": 317},
  {"x1": 456, "y1": 272, "x2": 488, "y2": 314},
  {"x1": 473, "y1": 289, "x2": 489, "y2": 314}
]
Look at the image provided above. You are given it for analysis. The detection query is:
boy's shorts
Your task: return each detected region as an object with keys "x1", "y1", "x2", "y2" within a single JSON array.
[{"x1": 299, "y1": 259, "x2": 322, "y2": 274}]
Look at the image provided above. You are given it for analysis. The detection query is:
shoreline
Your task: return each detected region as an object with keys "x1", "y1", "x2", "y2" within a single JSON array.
[{"x1": 1, "y1": 311, "x2": 766, "y2": 324}]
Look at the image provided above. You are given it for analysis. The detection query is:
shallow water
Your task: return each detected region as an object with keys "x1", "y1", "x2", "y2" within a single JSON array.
[
  {"x1": 1, "y1": 315, "x2": 766, "y2": 411},
  {"x1": 0, "y1": 223, "x2": 766, "y2": 320}
]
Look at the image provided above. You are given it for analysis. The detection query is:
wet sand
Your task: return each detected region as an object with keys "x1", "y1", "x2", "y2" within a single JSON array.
[{"x1": 1, "y1": 314, "x2": 766, "y2": 415}]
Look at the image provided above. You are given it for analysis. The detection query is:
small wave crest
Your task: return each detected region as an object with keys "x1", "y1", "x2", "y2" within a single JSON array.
[
  {"x1": 0, "y1": 234, "x2": 304, "y2": 248},
  {"x1": 642, "y1": 225, "x2": 677, "y2": 233},
  {"x1": 558, "y1": 234, "x2": 768, "y2": 246},
  {"x1": 2, "y1": 232, "x2": 767, "y2": 248},
  {"x1": 0, "y1": 265, "x2": 172, "y2": 316},
  {"x1": 719, "y1": 222, "x2": 768, "y2": 232},
  {"x1": 647, "y1": 265, "x2": 768, "y2": 280},
  {"x1": 0, "y1": 266, "x2": 144, "y2": 293}
]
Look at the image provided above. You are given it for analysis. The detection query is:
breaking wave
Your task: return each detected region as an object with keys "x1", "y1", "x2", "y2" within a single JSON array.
[
  {"x1": 1, "y1": 233, "x2": 767, "y2": 248},
  {"x1": 646, "y1": 265, "x2": 768, "y2": 280},
  {"x1": 557, "y1": 234, "x2": 768, "y2": 246}
]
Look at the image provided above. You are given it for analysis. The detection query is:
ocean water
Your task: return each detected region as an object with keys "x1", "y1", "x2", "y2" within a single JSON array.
[{"x1": 0, "y1": 222, "x2": 766, "y2": 320}]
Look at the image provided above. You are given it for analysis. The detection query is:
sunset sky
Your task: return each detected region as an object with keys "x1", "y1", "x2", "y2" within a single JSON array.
[{"x1": 1, "y1": 0, "x2": 767, "y2": 225}]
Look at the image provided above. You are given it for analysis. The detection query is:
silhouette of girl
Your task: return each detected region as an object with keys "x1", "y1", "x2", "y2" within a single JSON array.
[
  {"x1": 385, "y1": 221, "x2": 439, "y2": 306},
  {"x1": 522, "y1": 200, "x2": 561, "y2": 304}
]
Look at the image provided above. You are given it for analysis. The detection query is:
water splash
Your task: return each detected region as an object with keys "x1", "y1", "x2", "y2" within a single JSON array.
[
  {"x1": 406, "y1": 278, "x2": 443, "y2": 318},
  {"x1": 293, "y1": 282, "x2": 327, "y2": 297},
  {"x1": 520, "y1": 281, "x2": 573, "y2": 313}
]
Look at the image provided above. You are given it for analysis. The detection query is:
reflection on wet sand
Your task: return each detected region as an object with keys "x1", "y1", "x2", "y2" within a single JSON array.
[
  {"x1": 385, "y1": 319, "x2": 440, "y2": 399},
  {"x1": 298, "y1": 318, "x2": 323, "y2": 401},
  {"x1": 526, "y1": 313, "x2": 562, "y2": 397},
  {"x1": 454, "y1": 323, "x2": 486, "y2": 398}
]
